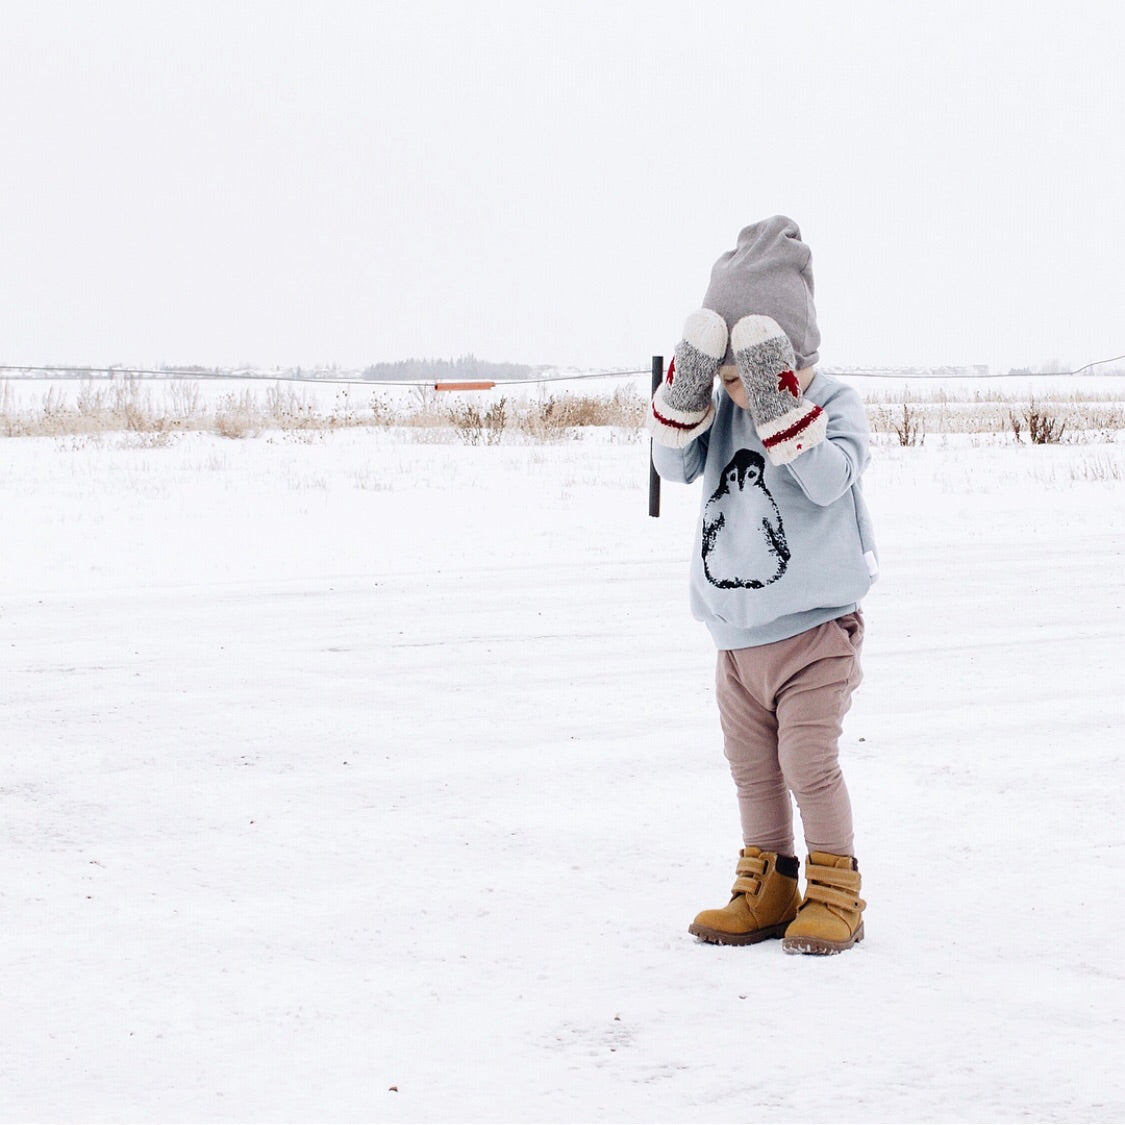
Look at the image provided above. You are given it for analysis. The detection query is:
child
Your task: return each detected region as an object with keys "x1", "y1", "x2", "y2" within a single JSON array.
[{"x1": 648, "y1": 216, "x2": 877, "y2": 955}]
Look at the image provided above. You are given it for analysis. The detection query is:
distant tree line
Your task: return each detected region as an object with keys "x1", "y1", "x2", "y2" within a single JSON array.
[{"x1": 361, "y1": 354, "x2": 535, "y2": 382}]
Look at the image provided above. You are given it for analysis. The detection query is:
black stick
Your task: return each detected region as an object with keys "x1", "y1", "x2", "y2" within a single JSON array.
[{"x1": 648, "y1": 355, "x2": 662, "y2": 518}]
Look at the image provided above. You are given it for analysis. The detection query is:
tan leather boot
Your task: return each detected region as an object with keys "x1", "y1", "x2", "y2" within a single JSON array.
[
  {"x1": 782, "y1": 852, "x2": 866, "y2": 955},
  {"x1": 689, "y1": 847, "x2": 801, "y2": 945}
]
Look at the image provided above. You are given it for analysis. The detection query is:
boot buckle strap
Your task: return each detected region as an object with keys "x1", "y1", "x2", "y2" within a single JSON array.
[
  {"x1": 804, "y1": 882, "x2": 866, "y2": 912},
  {"x1": 735, "y1": 856, "x2": 767, "y2": 878},
  {"x1": 731, "y1": 875, "x2": 763, "y2": 896},
  {"x1": 732, "y1": 854, "x2": 767, "y2": 897}
]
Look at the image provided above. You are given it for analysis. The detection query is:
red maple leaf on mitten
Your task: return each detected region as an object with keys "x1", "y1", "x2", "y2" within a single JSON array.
[{"x1": 776, "y1": 369, "x2": 800, "y2": 398}]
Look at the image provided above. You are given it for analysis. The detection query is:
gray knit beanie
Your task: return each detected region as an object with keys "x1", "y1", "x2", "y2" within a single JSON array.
[{"x1": 702, "y1": 215, "x2": 820, "y2": 369}]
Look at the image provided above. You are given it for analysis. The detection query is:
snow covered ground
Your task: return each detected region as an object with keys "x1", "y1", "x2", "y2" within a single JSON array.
[{"x1": 2, "y1": 417, "x2": 1124, "y2": 1123}]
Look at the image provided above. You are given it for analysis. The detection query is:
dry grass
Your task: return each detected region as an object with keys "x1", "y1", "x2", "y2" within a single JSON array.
[
  {"x1": 0, "y1": 378, "x2": 649, "y2": 443},
  {"x1": 0, "y1": 379, "x2": 397, "y2": 440},
  {"x1": 2, "y1": 376, "x2": 1123, "y2": 445},
  {"x1": 866, "y1": 392, "x2": 1124, "y2": 445},
  {"x1": 413, "y1": 385, "x2": 645, "y2": 444}
]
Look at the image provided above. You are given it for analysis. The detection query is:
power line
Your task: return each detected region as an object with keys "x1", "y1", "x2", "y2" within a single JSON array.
[
  {"x1": 0, "y1": 363, "x2": 649, "y2": 386},
  {"x1": 835, "y1": 354, "x2": 1125, "y2": 379},
  {"x1": 1067, "y1": 353, "x2": 1125, "y2": 376},
  {"x1": 1, "y1": 354, "x2": 1123, "y2": 384}
]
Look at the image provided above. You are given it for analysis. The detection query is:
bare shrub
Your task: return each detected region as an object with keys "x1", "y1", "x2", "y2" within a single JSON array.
[
  {"x1": 450, "y1": 397, "x2": 508, "y2": 445},
  {"x1": 214, "y1": 390, "x2": 259, "y2": 439},
  {"x1": 75, "y1": 381, "x2": 108, "y2": 420},
  {"x1": 869, "y1": 400, "x2": 925, "y2": 444},
  {"x1": 266, "y1": 384, "x2": 319, "y2": 430},
  {"x1": 450, "y1": 401, "x2": 485, "y2": 445},
  {"x1": 894, "y1": 401, "x2": 924, "y2": 446},
  {"x1": 1028, "y1": 403, "x2": 1066, "y2": 444},
  {"x1": 404, "y1": 385, "x2": 446, "y2": 428},
  {"x1": 517, "y1": 396, "x2": 570, "y2": 442},
  {"x1": 484, "y1": 397, "x2": 508, "y2": 443},
  {"x1": 369, "y1": 392, "x2": 393, "y2": 426},
  {"x1": 167, "y1": 381, "x2": 202, "y2": 420},
  {"x1": 38, "y1": 386, "x2": 70, "y2": 435},
  {"x1": 606, "y1": 383, "x2": 647, "y2": 429},
  {"x1": 110, "y1": 379, "x2": 146, "y2": 431},
  {"x1": 1011, "y1": 400, "x2": 1066, "y2": 444},
  {"x1": 330, "y1": 387, "x2": 357, "y2": 429}
]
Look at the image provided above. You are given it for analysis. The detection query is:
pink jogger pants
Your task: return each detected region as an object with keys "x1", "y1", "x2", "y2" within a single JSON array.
[{"x1": 715, "y1": 611, "x2": 864, "y2": 857}]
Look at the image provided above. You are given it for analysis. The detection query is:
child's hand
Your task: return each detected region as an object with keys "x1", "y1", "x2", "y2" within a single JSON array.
[
  {"x1": 732, "y1": 314, "x2": 827, "y2": 465},
  {"x1": 647, "y1": 308, "x2": 727, "y2": 448}
]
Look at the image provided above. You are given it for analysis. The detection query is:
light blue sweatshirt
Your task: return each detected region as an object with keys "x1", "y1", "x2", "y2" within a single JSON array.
[{"x1": 652, "y1": 372, "x2": 877, "y2": 649}]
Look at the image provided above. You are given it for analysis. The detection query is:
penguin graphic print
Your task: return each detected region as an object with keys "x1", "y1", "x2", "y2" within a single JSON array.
[{"x1": 702, "y1": 449, "x2": 790, "y2": 589}]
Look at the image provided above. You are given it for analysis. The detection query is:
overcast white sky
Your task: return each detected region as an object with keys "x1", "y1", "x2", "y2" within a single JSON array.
[{"x1": 1, "y1": 1, "x2": 1123, "y2": 372}]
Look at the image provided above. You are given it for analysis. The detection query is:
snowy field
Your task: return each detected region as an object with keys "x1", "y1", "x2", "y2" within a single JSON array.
[{"x1": 3, "y1": 409, "x2": 1125, "y2": 1122}]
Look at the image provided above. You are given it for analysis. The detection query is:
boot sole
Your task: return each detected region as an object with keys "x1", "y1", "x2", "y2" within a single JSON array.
[
  {"x1": 688, "y1": 921, "x2": 791, "y2": 946},
  {"x1": 781, "y1": 921, "x2": 865, "y2": 956}
]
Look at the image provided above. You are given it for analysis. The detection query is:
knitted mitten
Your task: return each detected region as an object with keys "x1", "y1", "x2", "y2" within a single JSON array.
[
  {"x1": 647, "y1": 308, "x2": 727, "y2": 448},
  {"x1": 732, "y1": 314, "x2": 827, "y2": 465}
]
